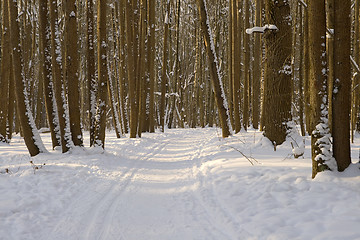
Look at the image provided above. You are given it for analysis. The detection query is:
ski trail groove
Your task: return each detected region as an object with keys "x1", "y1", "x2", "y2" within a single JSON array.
[
  {"x1": 191, "y1": 135, "x2": 253, "y2": 240},
  {"x1": 84, "y1": 140, "x2": 170, "y2": 240}
]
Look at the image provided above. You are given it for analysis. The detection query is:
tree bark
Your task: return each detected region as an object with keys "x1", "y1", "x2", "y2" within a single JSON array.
[
  {"x1": 0, "y1": 0, "x2": 11, "y2": 143},
  {"x1": 332, "y1": 0, "x2": 351, "y2": 171},
  {"x1": 263, "y1": 0, "x2": 292, "y2": 145},
  {"x1": 50, "y1": 0, "x2": 72, "y2": 153},
  {"x1": 196, "y1": 0, "x2": 231, "y2": 138},
  {"x1": 65, "y1": 0, "x2": 83, "y2": 146},
  {"x1": 94, "y1": 0, "x2": 108, "y2": 148},
  {"x1": 8, "y1": 0, "x2": 46, "y2": 156},
  {"x1": 308, "y1": 0, "x2": 333, "y2": 178},
  {"x1": 39, "y1": 0, "x2": 60, "y2": 149}
]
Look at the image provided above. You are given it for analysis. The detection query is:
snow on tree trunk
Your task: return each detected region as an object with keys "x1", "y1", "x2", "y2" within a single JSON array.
[
  {"x1": 196, "y1": 0, "x2": 232, "y2": 138},
  {"x1": 8, "y1": 0, "x2": 47, "y2": 156}
]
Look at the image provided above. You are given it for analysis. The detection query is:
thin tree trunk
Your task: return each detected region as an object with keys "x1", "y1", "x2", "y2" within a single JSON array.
[
  {"x1": 87, "y1": 0, "x2": 97, "y2": 146},
  {"x1": 160, "y1": 0, "x2": 171, "y2": 132},
  {"x1": 232, "y1": 0, "x2": 241, "y2": 133},
  {"x1": 243, "y1": 0, "x2": 250, "y2": 130},
  {"x1": 148, "y1": 0, "x2": 156, "y2": 133},
  {"x1": 39, "y1": 0, "x2": 60, "y2": 149},
  {"x1": 50, "y1": 0, "x2": 72, "y2": 153},
  {"x1": 196, "y1": 0, "x2": 231, "y2": 138},
  {"x1": 252, "y1": 0, "x2": 262, "y2": 130},
  {"x1": 94, "y1": 0, "x2": 108, "y2": 148}
]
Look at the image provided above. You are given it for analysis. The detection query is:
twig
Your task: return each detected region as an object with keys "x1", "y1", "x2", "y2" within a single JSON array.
[{"x1": 222, "y1": 145, "x2": 261, "y2": 166}]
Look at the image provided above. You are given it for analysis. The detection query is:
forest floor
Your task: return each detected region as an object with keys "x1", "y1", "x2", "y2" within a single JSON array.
[{"x1": 1, "y1": 127, "x2": 360, "y2": 240}]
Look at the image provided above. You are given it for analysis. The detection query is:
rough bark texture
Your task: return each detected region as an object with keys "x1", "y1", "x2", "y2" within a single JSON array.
[
  {"x1": 332, "y1": 0, "x2": 351, "y2": 171},
  {"x1": 50, "y1": 0, "x2": 71, "y2": 153},
  {"x1": 263, "y1": 0, "x2": 292, "y2": 145},
  {"x1": 160, "y1": 0, "x2": 170, "y2": 133},
  {"x1": 148, "y1": 0, "x2": 156, "y2": 133},
  {"x1": 125, "y1": 0, "x2": 138, "y2": 138},
  {"x1": 252, "y1": 0, "x2": 262, "y2": 130},
  {"x1": 308, "y1": 0, "x2": 332, "y2": 179},
  {"x1": 95, "y1": 0, "x2": 108, "y2": 148},
  {"x1": 196, "y1": 0, "x2": 231, "y2": 138},
  {"x1": 39, "y1": 0, "x2": 60, "y2": 149},
  {"x1": 0, "y1": 0, "x2": 10, "y2": 142},
  {"x1": 87, "y1": 0, "x2": 97, "y2": 146},
  {"x1": 8, "y1": 0, "x2": 43, "y2": 156},
  {"x1": 232, "y1": 0, "x2": 241, "y2": 133},
  {"x1": 65, "y1": 0, "x2": 83, "y2": 146},
  {"x1": 243, "y1": 0, "x2": 250, "y2": 131}
]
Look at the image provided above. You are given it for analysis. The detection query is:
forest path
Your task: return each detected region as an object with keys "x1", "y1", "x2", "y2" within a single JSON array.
[{"x1": 50, "y1": 128, "x2": 246, "y2": 240}]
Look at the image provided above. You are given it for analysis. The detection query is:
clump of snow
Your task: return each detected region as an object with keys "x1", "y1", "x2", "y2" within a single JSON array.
[{"x1": 246, "y1": 24, "x2": 278, "y2": 34}]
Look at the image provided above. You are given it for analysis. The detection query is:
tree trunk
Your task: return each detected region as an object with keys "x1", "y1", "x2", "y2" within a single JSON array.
[
  {"x1": 243, "y1": 0, "x2": 250, "y2": 131},
  {"x1": 0, "y1": 0, "x2": 11, "y2": 143},
  {"x1": 332, "y1": 0, "x2": 351, "y2": 171},
  {"x1": 148, "y1": 0, "x2": 156, "y2": 133},
  {"x1": 232, "y1": 0, "x2": 241, "y2": 133},
  {"x1": 263, "y1": 0, "x2": 292, "y2": 146},
  {"x1": 196, "y1": 0, "x2": 231, "y2": 138},
  {"x1": 39, "y1": 0, "x2": 60, "y2": 149},
  {"x1": 308, "y1": 0, "x2": 334, "y2": 178},
  {"x1": 8, "y1": 0, "x2": 46, "y2": 156},
  {"x1": 87, "y1": 0, "x2": 97, "y2": 146},
  {"x1": 50, "y1": 0, "x2": 72, "y2": 153},
  {"x1": 160, "y1": 0, "x2": 171, "y2": 132},
  {"x1": 65, "y1": 0, "x2": 83, "y2": 146},
  {"x1": 252, "y1": 0, "x2": 262, "y2": 130},
  {"x1": 95, "y1": 0, "x2": 108, "y2": 148},
  {"x1": 125, "y1": 0, "x2": 138, "y2": 138}
]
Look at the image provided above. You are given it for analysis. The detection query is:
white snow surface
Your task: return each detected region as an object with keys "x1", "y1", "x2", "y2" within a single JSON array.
[{"x1": 1, "y1": 128, "x2": 360, "y2": 240}]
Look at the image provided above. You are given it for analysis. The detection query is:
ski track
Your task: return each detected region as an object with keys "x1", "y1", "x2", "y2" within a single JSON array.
[
  {"x1": 48, "y1": 129, "x2": 250, "y2": 240},
  {"x1": 87, "y1": 140, "x2": 170, "y2": 240}
]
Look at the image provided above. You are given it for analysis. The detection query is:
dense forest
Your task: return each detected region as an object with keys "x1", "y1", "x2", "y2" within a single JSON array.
[{"x1": 0, "y1": 0, "x2": 359, "y2": 178}]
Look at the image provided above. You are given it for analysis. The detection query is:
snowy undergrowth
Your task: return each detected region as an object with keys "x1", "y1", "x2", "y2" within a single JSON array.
[{"x1": 1, "y1": 128, "x2": 360, "y2": 240}]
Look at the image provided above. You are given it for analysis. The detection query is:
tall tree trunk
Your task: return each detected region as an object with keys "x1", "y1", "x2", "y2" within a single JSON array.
[
  {"x1": 298, "y1": 5, "x2": 305, "y2": 136},
  {"x1": 148, "y1": 0, "x2": 156, "y2": 133},
  {"x1": 87, "y1": 0, "x2": 97, "y2": 146},
  {"x1": 160, "y1": 0, "x2": 171, "y2": 132},
  {"x1": 263, "y1": 0, "x2": 292, "y2": 146},
  {"x1": 39, "y1": 0, "x2": 60, "y2": 149},
  {"x1": 308, "y1": 0, "x2": 334, "y2": 178},
  {"x1": 125, "y1": 0, "x2": 138, "y2": 138},
  {"x1": 50, "y1": 0, "x2": 72, "y2": 153},
  {"x1": 95, "y1": 0, "x2": 108, "y2": 148},
  {"x1": 196, "y1": 0, "x2": 231, "y2": 138},
  {"x1": 332, "y1": 0, "x2": 351, "y2": 171},
  {"x1": 0, "y1": 0, "x2": 11, "y2": 143},
  {"x1": 65, "y1": 0, "x2": 83, "y2": 146},
  {"x1": 243, "y1": 0, "x2": 250, "y2": 130},
  {"x1": 232, "y1": 0, "x2": 241, "y2": 133},
  {"x1": 8, "y1": 0, "x2": 46, "y2": 156},
  {"x1": 252, "y1": 0, "x2": 262, "y2": 130},
  {"x1": 327, "y1": 0, "x2": 335, "y2": 133},
  {"x1": 137, "y1": 0, "x2": 147, "y2": 137}
]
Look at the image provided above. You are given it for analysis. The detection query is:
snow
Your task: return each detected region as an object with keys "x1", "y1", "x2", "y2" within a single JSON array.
[
  {"x1": 1, "y1": 128, "x2": 360, "y2": 240},
  {"x1": 246, "y1": 24, "x2": 278, "y2": 34}
]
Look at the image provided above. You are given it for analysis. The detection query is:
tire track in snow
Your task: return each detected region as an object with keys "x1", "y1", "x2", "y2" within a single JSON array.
[
  {"x1": 189, "y1": 131, "x2": 253, "y2": 240},
  {"x1": 83, "y1": 140, "x2": 170, "y2": 240},
  {"x1": 50, "y1": 140, "x2": 168, "y2": 240}
]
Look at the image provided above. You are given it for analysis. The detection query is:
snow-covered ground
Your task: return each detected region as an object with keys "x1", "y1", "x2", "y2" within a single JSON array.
[{"x1": 1, "y1": 128, "x2": 360, "y2": 240}]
